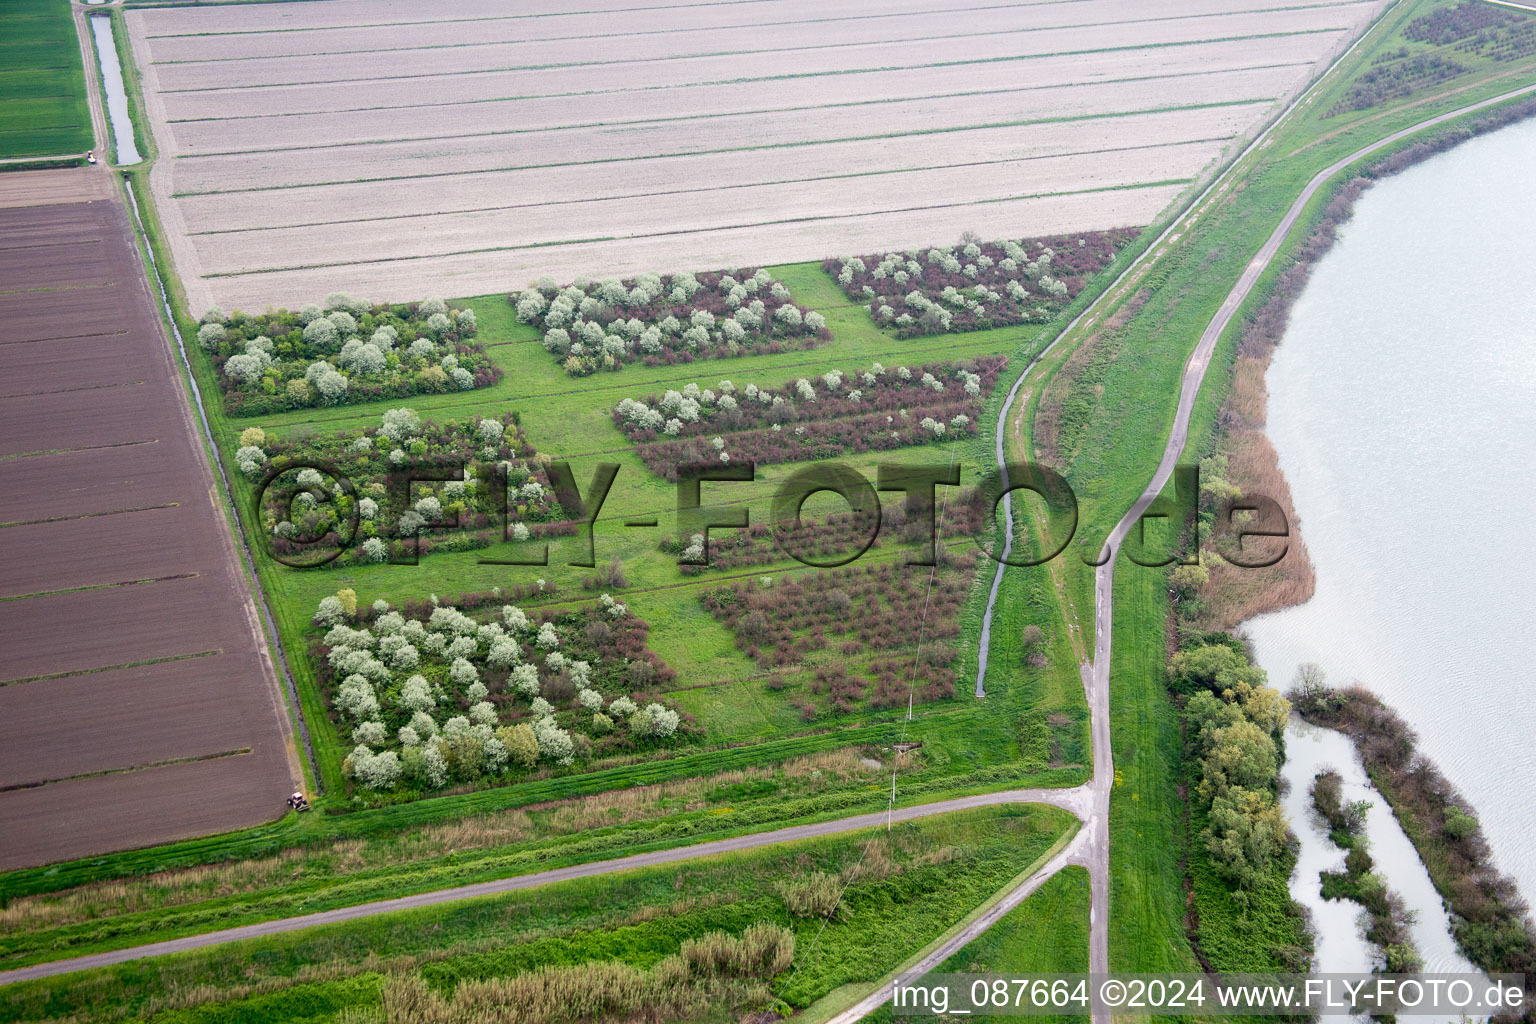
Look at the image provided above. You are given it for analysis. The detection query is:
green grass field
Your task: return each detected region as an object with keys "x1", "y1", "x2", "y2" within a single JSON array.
[
  {"x1": 0, "y1": 0, "x2": 92, "y2": 159},
  {"x1": 861, "y1": 865, "x2": 1092, "y2": 1024},
  {"x1": 0, "y1": 805, "x2": 1074, "y2": 1024},
  {"x1": 162, "y1": 212, "x2": 1117, "y2": 805}
]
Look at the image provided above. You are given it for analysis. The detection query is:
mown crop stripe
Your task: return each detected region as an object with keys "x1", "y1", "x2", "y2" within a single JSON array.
[
  {"x1": 0, "y1": 379, "x2": 148, "y2": 401},
  {"x1": 0, "y1": 329, "x2": 129, "y2": 347},
  {"x1": 0, "y1": 438, "x2": 157, "y2": 461},
  {"x1": 0, "y1": 503, "x2": 180, "y2": 530},
  {"x1": 139, "y1": 0, "x2": 881, "y2": 37},
  {"x1": 0, "y1": 749, "x2": 254, "y2": 793},
  {"x1": 1, "y1": 650, "x2": 221, "y2": 687},
  {"x1": 0, "y1": 281, "x2": 115, "y2": 296},
  {"x1": 0, "y1": 572, "x2": 202, "y2": 604},
  {"x1": 171, "y1": 77, "x2": 1282, "y2": 160},
  {"x1": 140, "y1": 0, "x2": 1205, "y2": 41},
  {"x1": 0, "y1": 235, "x2": 106, "y2": 251}
]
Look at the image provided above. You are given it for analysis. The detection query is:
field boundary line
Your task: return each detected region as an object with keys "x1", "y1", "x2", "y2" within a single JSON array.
[
  {"x1": 141, "y1": 0, "x2": 1368, "y2": 43},
  {"x1": 0, "y1": 438, "x2": 156, "y2": 461}
]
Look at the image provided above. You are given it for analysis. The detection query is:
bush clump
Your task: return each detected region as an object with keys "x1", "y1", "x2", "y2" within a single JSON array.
[
  {"x1": 201, "y1": 295, "x2": 496, "y2": 415},
  {"x1": 825, "y1": 230, "x2": 1137, "y2": 337},
  {"x1": 513, "y1": 268, "x2": 828, "y2": 376}
]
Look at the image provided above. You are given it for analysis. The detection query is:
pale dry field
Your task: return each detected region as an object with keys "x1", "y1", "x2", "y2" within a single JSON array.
[{"x1": 124, "y1": 0, "x2": 1387, "y2": 312}]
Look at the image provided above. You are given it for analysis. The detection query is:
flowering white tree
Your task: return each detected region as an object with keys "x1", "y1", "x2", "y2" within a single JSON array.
[
  {"x1": 510, "y1": 663, "x2": 541, "y2": 697},
  {"x1": 313, "y1": 595, "x2": 346, "y2": 626},
  {"x1": 533, "y1": 716, "x2": 575, "y2": 765},
  {"x1": 335, "y1": 676, "x2": 378, "y2": 720},
  {"x1": 314, "y1": 369, "x2": 348, "y2": 403},
  {"x1": 399, "y1": 675, "x2": 434, "y2": 713},
  {"x1": 223, "y1": 353, "x2": 266, "y2": 383},
  {"x1": 197, "y1": 322, "x2": 226, "y2": 351},
  {"x1": 347, "y1": 746, "x2": 401, "y2": 790},
  {"x1": 449, "y1": 657, "x2": 478, "y2": 687},
  {"x1": 353, "y1": 720, "x2": 388, "y2": 746},
  {"x1": 235, "y1": 445, "x2": 267, "y2": 478},
  {"x1": 487, "y1": 637, "x2": 521, "y2": 669},
  {"x1": 421, "y1": 743, "x2": 449, "y2": 787}
]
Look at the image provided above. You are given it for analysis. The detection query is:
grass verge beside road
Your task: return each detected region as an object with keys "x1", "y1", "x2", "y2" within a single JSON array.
[{"x1": 0, "y1": 805, "x2": 1074, "y2": 1024}]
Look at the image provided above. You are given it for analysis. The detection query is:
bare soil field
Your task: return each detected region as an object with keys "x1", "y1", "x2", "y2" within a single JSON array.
[
  {"x1": 197, "y1": 184, "x2": 1191, "y2": 310},
  {"x1": 124, "y1": 0, "x2": 1387, "y2": 312},
  {"x1": 134, "y1": 0, "x2": 1357, "y2": 64},
  {"x1": 0, "y1": 185, "x2": 295, "y2": 870},
  {"x1": 170, "y1": 102, "x2": 1262, "y2": 200},
  {"x1": 157, "y1": 34, "x2": 1330, "y2": 124},
  {"x1": 0, "y1": 168, "x2": 111, "y2": 209},
  {"x1": 195, "y1": 138, "x2": 1227, "y2": 276}
]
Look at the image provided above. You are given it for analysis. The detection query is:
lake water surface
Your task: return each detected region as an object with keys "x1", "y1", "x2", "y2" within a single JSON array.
[{"x1": 1247, "y1": 116, "x2": 1536, "y2": 981}]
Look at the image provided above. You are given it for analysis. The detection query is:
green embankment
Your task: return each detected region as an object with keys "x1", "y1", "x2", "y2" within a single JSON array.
[
  {"x1": 859, "y1": 865, "x2": 1092, "y2": 1024},
  {"x1": 0, "y1": 805, "x2": 1073, "y2": 1024},
  {"x1": 999, "y1": 0, "x2": 1536, "y2": 979},
  {"x1": 0, "y1": 0, "x2": 92, "y2": 160}
]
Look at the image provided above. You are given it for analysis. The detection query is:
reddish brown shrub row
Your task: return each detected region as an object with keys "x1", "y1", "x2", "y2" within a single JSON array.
[{"x1": 701, "y1": 553, "x2": 975, "y2": 718}]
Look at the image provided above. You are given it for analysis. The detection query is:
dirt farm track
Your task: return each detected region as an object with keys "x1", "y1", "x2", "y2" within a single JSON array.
[
  {"x1": 124, "y1": 0, "x2": 1388, "y2": 312},
  {"x1": 0, "y1": 169, "x2": 296, "y2": 870}
]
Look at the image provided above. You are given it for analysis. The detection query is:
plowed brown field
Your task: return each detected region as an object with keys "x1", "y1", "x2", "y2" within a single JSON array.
[{"x1": 0, "y1": 177, "x2": 295, "y2": 870}]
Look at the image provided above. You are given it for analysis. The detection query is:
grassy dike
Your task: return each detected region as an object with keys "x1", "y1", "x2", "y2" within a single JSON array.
[
  {"x1": 996, "y1": 0, "x2": 1536, "y2": 978},
  {"x1": 0, "y1": 806, "x2": 1074, "y2": 1024}
]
